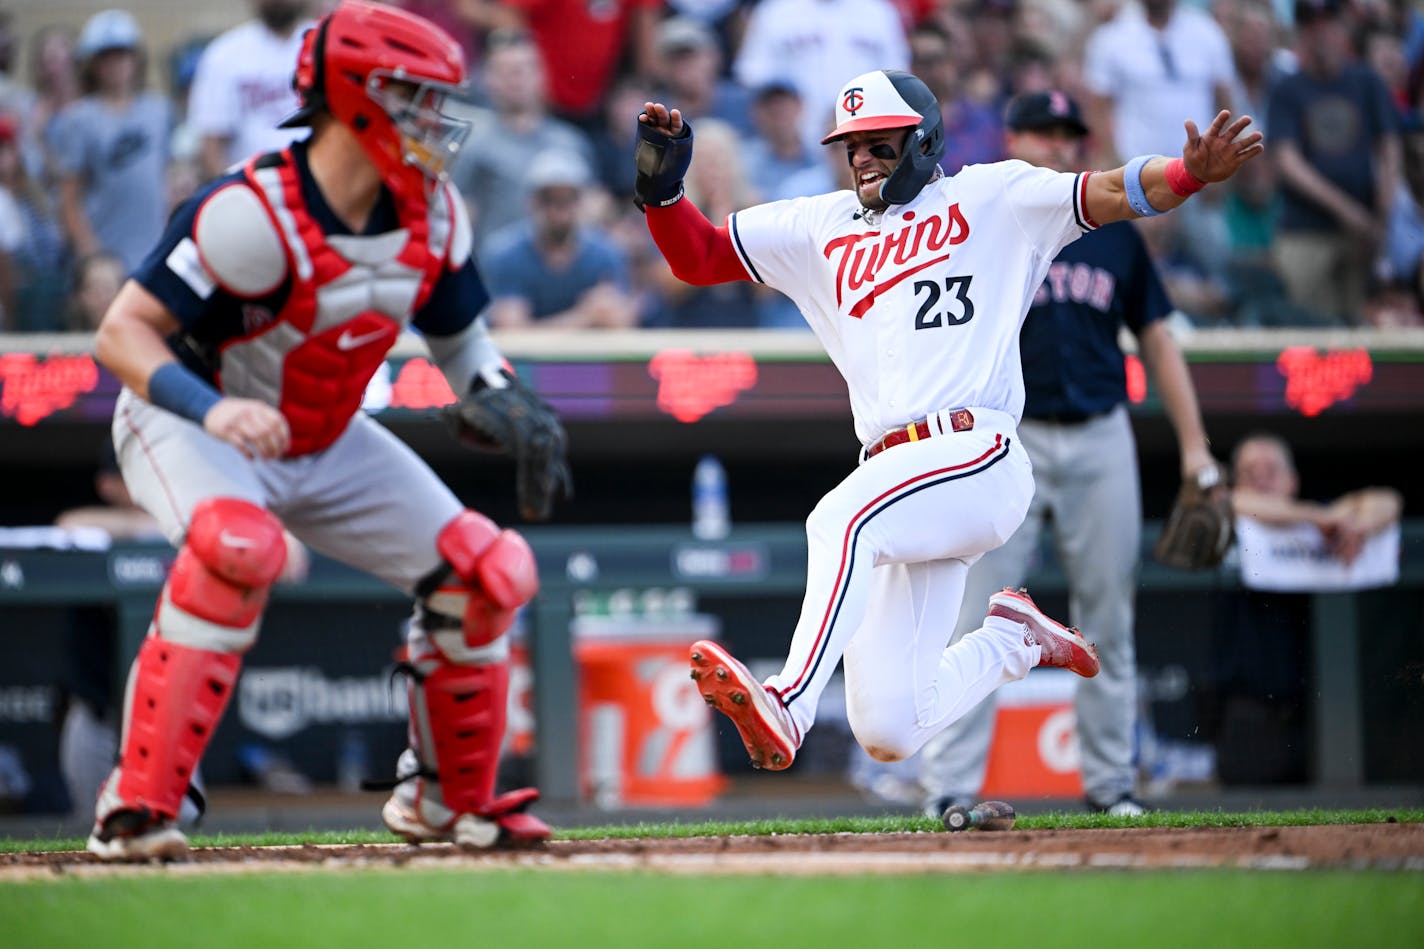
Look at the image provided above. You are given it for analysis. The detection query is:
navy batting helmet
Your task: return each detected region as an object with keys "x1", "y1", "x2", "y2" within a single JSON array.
[{"x1": 822, "y1": 69, "x2": 945, "y2": 206}]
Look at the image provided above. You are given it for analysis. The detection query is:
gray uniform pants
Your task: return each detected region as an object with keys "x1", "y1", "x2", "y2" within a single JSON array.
[
  {"x1": 919, "y1": 405, "x2": 1141, "y2": 805},
  {"x1": 114, "y1": 388, "x2": 464, "y2": 595}
]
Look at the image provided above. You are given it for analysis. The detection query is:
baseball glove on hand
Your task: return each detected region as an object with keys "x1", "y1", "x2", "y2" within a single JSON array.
[
  {"x1": 1154, "y1": 464, "x2": 1234, "y2": 570},
  {"x1": 442, "y1": 371, "x2": 572, "y2": 521}
]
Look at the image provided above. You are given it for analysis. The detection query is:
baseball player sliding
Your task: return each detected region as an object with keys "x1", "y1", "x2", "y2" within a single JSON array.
[
  {"x1": 636, "y1": 69, "x2": 1261, "y2": 773},
  {"x1": 86, "y1": 1, "x2": 569, "y2": 860}
]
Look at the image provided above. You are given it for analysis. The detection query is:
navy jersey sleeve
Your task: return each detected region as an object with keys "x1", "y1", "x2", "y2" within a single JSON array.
[
  {"x1": 130, "y1": 174, "x2": 291, "y2": 382},
  {"x1": 412, "y1": 257, "x2": 492, "y2": 336},
  {"x1": 130, "y1": 172, "x2": 289, "y2": 329}
]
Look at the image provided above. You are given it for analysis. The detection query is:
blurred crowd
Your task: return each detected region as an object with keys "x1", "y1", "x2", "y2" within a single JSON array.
[{"x1": 2, "y1": 0, "x2": 1424, "y2": 333}]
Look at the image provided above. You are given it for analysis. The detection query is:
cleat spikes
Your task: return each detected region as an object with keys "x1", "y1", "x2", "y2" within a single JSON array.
[{"x1": 687, "y1": 639, "x2": 798, "y2": 771}]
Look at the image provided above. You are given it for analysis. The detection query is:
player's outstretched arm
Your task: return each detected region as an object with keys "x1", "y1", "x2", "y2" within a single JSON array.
[
  {"x1": 1084, "y1": 110, "x2": 1264, "y2": 227},
  {"x1": 637, "y1": 100, "x2": 751, "y2": 286}
]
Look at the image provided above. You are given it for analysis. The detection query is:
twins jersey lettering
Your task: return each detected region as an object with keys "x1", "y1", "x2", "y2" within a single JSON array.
[{"x1": 728, "y1": 160, "x2": 1096, "y2": 445}]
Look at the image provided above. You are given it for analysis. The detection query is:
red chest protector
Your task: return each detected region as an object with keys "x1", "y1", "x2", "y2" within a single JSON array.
[{"x1": 220, "y1": 149, "x2": 454, "y2": 456}]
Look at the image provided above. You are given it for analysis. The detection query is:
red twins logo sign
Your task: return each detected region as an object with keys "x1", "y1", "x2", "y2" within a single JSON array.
[{"x1": 841, "y1": 87, "x2": 864, "y2": 116}]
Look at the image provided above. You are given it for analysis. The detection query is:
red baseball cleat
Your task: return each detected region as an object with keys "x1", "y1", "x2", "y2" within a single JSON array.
[
  {"x1": 689, "y1": 640, "x2": 801, "y2": 771},
  {"x1": 382, "y1": 788, "x2": 551, "y2": 849},
  {"x1": 987, "y1": 587, "x2": 1100, "y2": 678}
]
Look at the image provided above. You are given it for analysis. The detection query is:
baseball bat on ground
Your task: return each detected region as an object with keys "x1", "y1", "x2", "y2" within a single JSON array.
[{"x1": 942, "y1": 800, "x2": 1017, "y2": 832}]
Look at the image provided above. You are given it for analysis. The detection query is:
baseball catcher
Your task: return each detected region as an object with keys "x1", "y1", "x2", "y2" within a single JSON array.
[{"x1": 84, "y1": 1, "x2": 564, "y2": 861}]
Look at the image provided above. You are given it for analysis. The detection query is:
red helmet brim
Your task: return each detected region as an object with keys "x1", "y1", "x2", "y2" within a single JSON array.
[{"x1": 820, "y1": 114, "x2": 922, "y2": 145}]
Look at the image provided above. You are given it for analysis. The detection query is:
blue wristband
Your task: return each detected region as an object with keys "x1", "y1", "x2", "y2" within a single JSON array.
[
  {"x1": 147, "y1": 362, "x2": 223, "y2": 424},
  {"x1": 1124, "y1": 155, "x2": 1166, "y2": 217}
]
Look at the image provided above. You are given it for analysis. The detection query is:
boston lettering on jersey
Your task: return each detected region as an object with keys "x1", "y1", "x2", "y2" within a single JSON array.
[
  {"x1": 1031, "y1": 260, "x2": 1116, "y2": 313},
  {"x1": 823, "y1": 202, "x2": 971, "y2": 318}
]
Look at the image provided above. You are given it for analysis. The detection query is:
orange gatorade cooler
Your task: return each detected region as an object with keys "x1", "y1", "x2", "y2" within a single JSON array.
[
  {"x1": 574, "y1": 614, "x2": 727, "y2": 808},
  {"x1": 980, "y1": 669, "x2": 1083, "y2": 798}
]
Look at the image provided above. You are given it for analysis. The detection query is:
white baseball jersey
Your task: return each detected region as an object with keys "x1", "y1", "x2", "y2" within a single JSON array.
[
  {"x1": 728, "y1": 160, "x2": 1097, "y2": 446},
  {"x1": 186, "y1": 19, "x2": 315, "y2": 168}
]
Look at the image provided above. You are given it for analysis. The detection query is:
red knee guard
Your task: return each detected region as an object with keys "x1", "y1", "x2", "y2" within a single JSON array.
[
  {"x1": 167, "y1": 498, "x2": 287, "y2": 630},
  {"x1": 435, "y1": 511, "x2": 538, "y2": 648},
  {"x1": 114, "y1": 638, "x2": 241, "y2": 818},
  {"x1": 411, "y1": 659, "x2": 510, "y2": 814}
]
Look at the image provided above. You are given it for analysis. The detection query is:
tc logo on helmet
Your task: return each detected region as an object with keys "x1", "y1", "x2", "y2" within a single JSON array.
[{"x1": 842, "y1": 87, "x2": 864, "y2": 116}]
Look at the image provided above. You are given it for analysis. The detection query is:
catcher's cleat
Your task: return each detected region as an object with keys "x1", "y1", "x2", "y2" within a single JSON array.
[
  {"x1": 382, "y1": 789, "x2": 552, "y2": 850},
  {"x1": 987, "y1": 587, "x2": 1100, "y2": 678},
  {"x1": 86, "y1": 808, "x2": 190, "y2": 862},
  {"x1": 689, "y1": 640, "x2": 801, "y2": 770}
]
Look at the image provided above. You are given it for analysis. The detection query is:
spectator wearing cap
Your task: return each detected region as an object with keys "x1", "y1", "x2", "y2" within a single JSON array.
[
  {"x1": 1082, "y1": 0, "x2": 1239, "y2": 167},
  {"x1": 0, "y1": 113, "x2": 68, "y2": 331},
  {"x1": 46, "y1": 9, "x2": 173, "y2": 273},
  {"x1": 741, "y1": 80, "x2": 821, "y2": 201},
  {"x1": 909, "y1": 22, "x2": 1005, "y2": 175},
  {"x1": 1268, "y1": 0, "x2": 1401, "y2": 325},
  {"x1": 650, "y1": 16, "x2": 755, "y2": 139},
  {"x1": 480, "y1": 151, "x2": 636, "y2": 329},
  {"x1": 186, "y1": 1, "x2": 315, "y2": 181},
  {"x1": 448, "y1": 29, "x2": 598, "y2": 253}
]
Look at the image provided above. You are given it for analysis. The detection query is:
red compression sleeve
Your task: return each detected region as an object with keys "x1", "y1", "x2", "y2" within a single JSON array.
[{"x1": 645, "y1": 198, "x2": 752, "y2": 286}]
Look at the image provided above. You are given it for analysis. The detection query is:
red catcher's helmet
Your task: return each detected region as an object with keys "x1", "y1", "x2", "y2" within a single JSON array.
[{"x1": 279, "y1": 1, "x2": 470, "y2": 193}]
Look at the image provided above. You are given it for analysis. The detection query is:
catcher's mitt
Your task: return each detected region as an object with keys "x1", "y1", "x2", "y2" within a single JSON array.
[
  {"x1": 1154, "y1": 464, "x2": 1234, "y2": 570},
  {"x1": 442, "y1": 370, "x2": 572, "y2": 521}
]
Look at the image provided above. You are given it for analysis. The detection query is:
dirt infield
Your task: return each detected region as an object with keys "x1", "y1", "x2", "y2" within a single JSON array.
[{"x1": 4, "y1": 823, "x2": 1422, "y2": 878}]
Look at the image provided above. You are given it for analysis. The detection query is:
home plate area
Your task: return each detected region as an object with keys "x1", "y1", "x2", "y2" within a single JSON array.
[{"x1": 3, "y1": 824, "x2": 1422, "y2": 878}]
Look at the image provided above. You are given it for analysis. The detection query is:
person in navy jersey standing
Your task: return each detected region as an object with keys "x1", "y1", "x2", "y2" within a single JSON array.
[
  {"x1": 918, "y1": 90, "x2": 1222, "y2": 817},
  {"x1": 86, "y1": 1, "x2": 567, "y2": 861}
]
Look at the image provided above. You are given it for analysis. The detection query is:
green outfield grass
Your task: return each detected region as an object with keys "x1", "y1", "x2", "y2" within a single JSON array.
[
  {"x1": 2, "y1": 806, "x2": 1420, "y2": 854},
  {"x1": 2, "y1": 867, "x2": 1422, "y2": 949},
  {"x1": 3, "y1": 810, "x2": 1421, "y2": 948}
]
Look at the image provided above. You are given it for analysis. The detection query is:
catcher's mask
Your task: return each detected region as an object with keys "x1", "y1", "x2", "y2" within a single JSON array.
[
  {"x1": 279, "y1": 1, "x2": 471, "y2": 195},
  {"x1": 821, "y1": 69, "x2": 945, "y2": 206}
]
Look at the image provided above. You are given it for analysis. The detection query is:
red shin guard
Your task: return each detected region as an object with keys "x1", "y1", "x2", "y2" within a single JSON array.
[
  {"x1": 115, "y1": 638, "x2": 242, "y2": 818},
  {"x1": 414, "y1": 659, "x2": 510, "y2": 815}
]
